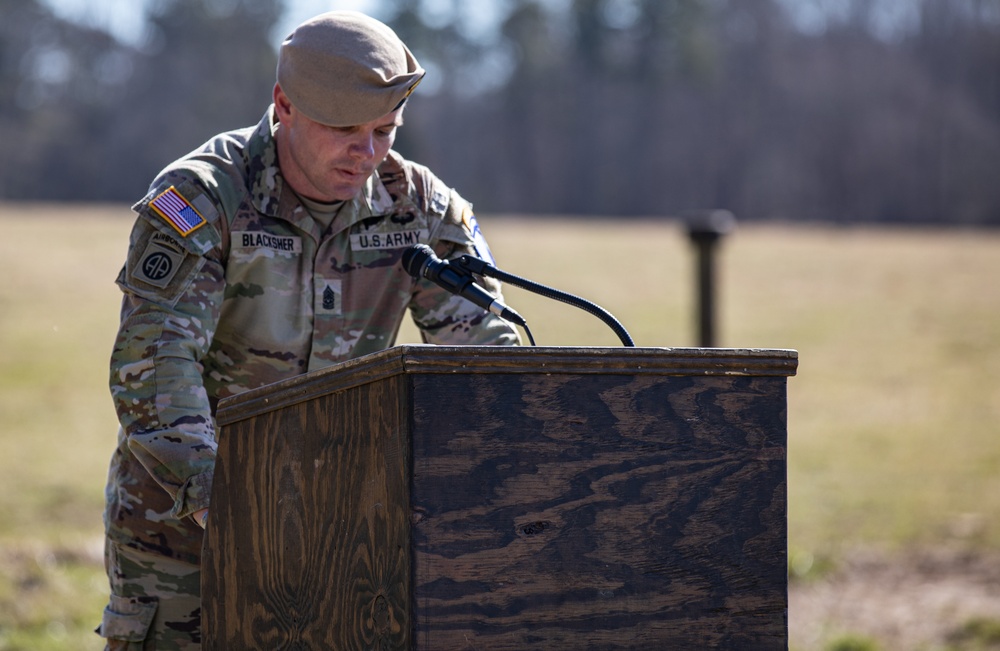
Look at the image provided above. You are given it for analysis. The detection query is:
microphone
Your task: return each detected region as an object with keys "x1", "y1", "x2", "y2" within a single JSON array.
[{"x1": 402, "y1": 244, "x2": 526, "y2": 326}]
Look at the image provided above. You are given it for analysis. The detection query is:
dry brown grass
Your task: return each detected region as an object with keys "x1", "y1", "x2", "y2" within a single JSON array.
[{"x1": 2, "y1": 204, "x2": 999, "y2": 650}]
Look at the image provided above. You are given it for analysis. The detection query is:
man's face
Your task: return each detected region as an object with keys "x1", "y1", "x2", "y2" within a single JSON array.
[{"x1": 274, "y1": 84, "x2": 402, "y2": 202}]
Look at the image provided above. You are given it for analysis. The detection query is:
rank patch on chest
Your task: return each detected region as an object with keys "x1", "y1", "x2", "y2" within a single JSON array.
[
  {"x1": 350, "y1": 229, "x2": 428, "y2": 251},
  {"x1": 317, "y1": 280, "x2": 342, "y2": 315},
  {"x1": 149, "y1": 186, "x2": 207, "y2": 237}
]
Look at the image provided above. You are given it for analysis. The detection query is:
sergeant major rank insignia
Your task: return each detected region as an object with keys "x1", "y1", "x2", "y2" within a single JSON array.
[{"x1": 149, "y1": 186, "x2": 207, "y2": 237}]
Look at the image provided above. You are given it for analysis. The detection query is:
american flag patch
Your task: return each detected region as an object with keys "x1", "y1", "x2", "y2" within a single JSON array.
[{"x1": 149, "y1": 186, "x2": 207, "y2": 237}]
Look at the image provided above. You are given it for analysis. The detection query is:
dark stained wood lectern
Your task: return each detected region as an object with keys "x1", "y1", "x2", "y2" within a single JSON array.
[{"x1": 203, "y1": 345, "x2": 797, "y2": 650}]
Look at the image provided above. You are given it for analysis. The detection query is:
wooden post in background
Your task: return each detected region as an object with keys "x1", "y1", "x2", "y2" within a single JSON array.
[{"x1": 686, "y1": 210, "x2": 737, "y2": 348}]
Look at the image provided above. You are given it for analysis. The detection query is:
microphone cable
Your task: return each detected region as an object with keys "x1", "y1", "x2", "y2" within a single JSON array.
[{"x1": 451, "y1": 255, "x2": 635, "y2": 347}]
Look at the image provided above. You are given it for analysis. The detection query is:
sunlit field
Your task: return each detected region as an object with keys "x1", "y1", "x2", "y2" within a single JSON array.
[{"x1": 1, "y1": 203, "x2": 998, "y2": 650}]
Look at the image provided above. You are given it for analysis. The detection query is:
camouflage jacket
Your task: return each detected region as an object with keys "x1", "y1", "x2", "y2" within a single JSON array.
[{"x1": 105, "y1": 107, "x2": 520, "y2": 563}]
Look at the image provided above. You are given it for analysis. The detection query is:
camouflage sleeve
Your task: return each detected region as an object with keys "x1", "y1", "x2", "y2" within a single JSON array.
[
  {"x1": 409, "y1": 186, "x2": 522, "y2": 346},
  {"x1": 110, "y1": 177, "x2": 226, "y2": 521}
]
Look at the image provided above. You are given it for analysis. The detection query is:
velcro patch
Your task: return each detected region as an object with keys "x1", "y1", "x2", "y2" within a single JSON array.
[
  {"x1": 149, "y1": 186, "x2": 207, "y2": 237},
  {"x1": 316, "y1": 279, "x2": 342, "y2": 315},
  {"x1": 465, "y1": 209, "x2": 495, "y2": 265},
  {"x1": 429, "y1": 188, "x2": 449, "y2": 215},
  {"x1": 135, "y1": 239, "x2": 186, "y2": 288},
  {"x1": 350, "y1": 229, "x2": 428, "y2": 251},
  {"x1": 232, "y1": 231, "x2": 302, "y2": 254}
]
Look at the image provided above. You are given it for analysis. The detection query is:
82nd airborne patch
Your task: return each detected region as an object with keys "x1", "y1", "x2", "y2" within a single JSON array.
[{"x1": 135, "y1": 234, "x2": 186, "y2": 288}]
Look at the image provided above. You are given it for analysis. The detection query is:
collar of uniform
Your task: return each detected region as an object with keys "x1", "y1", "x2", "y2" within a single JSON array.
[
  {"x1": 242, "y1": 106, "x2": 285, "y2": 218},
  {"x1": 343, "y1": 171, "x2": 394, "y2": 225},
  {"x1": 311, "y1": 173, "x2": 393, "y2": 239}
]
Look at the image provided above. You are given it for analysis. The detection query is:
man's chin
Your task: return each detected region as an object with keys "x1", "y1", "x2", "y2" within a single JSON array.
[{"x1": 326, "y1": 174, "x2": 369, "y2": 201}]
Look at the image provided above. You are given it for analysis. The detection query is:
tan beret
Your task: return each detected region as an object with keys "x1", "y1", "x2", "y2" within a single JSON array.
[{"x1": 277, "y1": 11, "x2": 425, "y2": 127}]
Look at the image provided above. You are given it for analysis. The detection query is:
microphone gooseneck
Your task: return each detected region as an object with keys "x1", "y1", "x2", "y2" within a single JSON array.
[
  {"x1": 451, "y1": 252, "x2": 635, "y2": 347},
  {"x1": 401, "y1": 244, "x2": 635, "y2": 347}
]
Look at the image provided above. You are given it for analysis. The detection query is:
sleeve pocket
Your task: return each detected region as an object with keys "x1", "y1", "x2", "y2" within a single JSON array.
[{"x1": 97, "y1": 594, "x2": 158, "y2": 645}]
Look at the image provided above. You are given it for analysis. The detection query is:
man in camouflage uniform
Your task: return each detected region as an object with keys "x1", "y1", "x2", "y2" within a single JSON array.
[{"x1": 97, "y1": 11, "x2": 519, "y2": 650}]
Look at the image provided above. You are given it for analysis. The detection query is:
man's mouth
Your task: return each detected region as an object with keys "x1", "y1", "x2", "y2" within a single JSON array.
[{"x1": 335, "y1": 167, "x2": 368, "y2": 180}]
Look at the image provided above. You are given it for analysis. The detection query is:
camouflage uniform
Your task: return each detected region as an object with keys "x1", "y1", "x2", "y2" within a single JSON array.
[{"x1": 98, "y1": 106, "x2": 520, "y2": 649}]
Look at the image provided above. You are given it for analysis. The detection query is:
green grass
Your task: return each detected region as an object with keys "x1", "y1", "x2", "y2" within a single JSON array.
[
  {"x1": 0, "y1": 204, "x2": 129, "y2": 650},
  {"x1": 826, "y1": 634, "x2": 883, "y2": 651},
  {"x1": 2, "y1": 206, "x2": 1000, "y2": 649},
  {"x1": 947, "y1": 616, "x2": 1000, "y2": 649}
]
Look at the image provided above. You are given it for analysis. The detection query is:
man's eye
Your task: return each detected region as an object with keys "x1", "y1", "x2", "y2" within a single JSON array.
[{"x1": 376, "y1": 127, "x2": 396, "y2": 137}]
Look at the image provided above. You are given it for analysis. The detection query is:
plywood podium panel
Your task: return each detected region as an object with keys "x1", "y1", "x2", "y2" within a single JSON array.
[{"x1": 203, "y1": 345, "x2": 797, "y2": 650}]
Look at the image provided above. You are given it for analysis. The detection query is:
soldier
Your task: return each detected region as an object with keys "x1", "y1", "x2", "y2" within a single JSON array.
[{"x1": 97, "y1": 11, "x2": 520, "y2": 650}]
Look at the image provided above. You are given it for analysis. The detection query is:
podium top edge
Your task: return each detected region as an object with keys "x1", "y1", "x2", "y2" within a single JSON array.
[
  {"x1": 216, "y1": 346, "x2": 797, "y2": 426},
  {"x1": 393, "y1": 345, "x2": 798, "y2": 368},
  {"x1": 405, "y1": 344, "x2": 798, "y2": 375}
]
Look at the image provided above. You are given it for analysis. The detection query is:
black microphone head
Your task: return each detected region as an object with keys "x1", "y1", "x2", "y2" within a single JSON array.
[{"x1": 401, "y1": 244, "x2": 434, "y2": 278}]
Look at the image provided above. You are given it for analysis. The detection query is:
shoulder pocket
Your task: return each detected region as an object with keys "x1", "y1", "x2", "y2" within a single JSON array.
[
  {"x1": 132, "y1": 179, "x2": 222, "y2": 256},
  {"x1": 122, "y1": 180, "x2": 224, "y2": 306},
  {"x1": 98, "y1": 594, "x2": 158, "y2": 646},
  {"x1": 119, "y1": 218, "x2": 207, "y2": 306}
]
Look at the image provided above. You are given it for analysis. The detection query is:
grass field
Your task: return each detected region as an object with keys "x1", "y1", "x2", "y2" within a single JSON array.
[{"x1": 1, "y1": 203, "x2": 998, "y2": 650}]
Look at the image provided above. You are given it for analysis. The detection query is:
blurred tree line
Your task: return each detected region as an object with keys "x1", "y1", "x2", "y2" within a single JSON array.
[
  {"x1": 2, "y1": 0, "x2": 999, "y2": 224},
  {"x1": 1, "y1": 0, "x2": 280, "y2": 201}
]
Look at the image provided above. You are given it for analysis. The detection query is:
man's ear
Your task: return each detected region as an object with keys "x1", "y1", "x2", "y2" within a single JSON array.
[{"x1": 273, "y1": 83, "x2": 292, "y2": 120}]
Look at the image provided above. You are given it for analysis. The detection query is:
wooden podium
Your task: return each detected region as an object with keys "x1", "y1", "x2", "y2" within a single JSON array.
[{"x1": 203, "y1": 345, "x2": 797, "y2": 650}]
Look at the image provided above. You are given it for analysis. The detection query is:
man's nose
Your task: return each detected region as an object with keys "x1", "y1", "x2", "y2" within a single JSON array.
[{"x1": 349, "y1": 131, "x2": 375, "y2": 159}]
